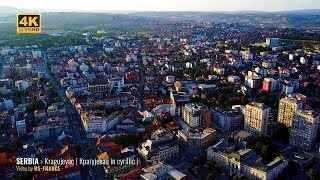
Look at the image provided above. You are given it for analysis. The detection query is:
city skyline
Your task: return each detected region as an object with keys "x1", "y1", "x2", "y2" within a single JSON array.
[
  {"x1": 0, "y1": 0, "x2": 320, "y2": 179},
  {"x1": 1, "y1": 0, "x2": 320, "y2": 12}
]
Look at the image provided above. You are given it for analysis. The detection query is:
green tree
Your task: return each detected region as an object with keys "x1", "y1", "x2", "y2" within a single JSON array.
[
  {"x1": 162, "y1": 112, "x2": 174, "y2": 124},
  {"x1": 86, "y1": 147, "x2": 94, "y2": 154},
  {"x1": 75, "y1": 144, "x2": 82, "y2": 155},
  {"x1": 113, "y1": 132, "x2": 148, "y2": 147},
  {"x1": 39, "y1": 77, "x2": 48, "y2": 84},
  {"x1": 54, "y1": 97, "x2": 62, "y2": 103},
  {"x1": 28, "y1": 100, "x2": 45, "y2": 112},
  {"x1": 260, "y1": 145, "x2": 270, "y2": 158},
  {"x1": 0, "y1": 143, "x2": 6, "y2": 152},
  {"x1": 196, "y1": 78, "x2": 206, "y2": 84},
  {"x1": 253, "y1": 137, "x2": 280, "y2": 163},
  {"x1": 207, "y1": 173, "x2": 214, "y2": 180},
  {"x1": 8, "y1": 137, "x2": 20, "y2": 152},
  {"x1": 94, "y1": 105, "x2": 105, "y2": 111},
  {"x1": 192, "y1": 165, "x2": 200, "y2": 175},
  {"x1": 272, "y1": 124, "x2": 290, "y2": 144}
]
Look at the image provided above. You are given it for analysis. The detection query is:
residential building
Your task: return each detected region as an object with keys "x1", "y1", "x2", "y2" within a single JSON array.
[
  {"x1": 185, "y1": 62, "x2": 194, "y2": 69},
  {"x1": 182, "y1": 103, "x2": 211, "y2": 128},
  {"x1": 280, "y1": 80, "x2": 299, "y2": 94},
  {"x1": 108, "y1": 77, "x2": 125, "y2": 91},
  {"x1": 38, "y1": 71, "x2": 47, "y2": 79},
  {"x1": 139, "y1": 110, "x2": 155, "y2": 122},
  {"x1": 32, "y1": 50, "x2": 42, "y2": 59},
  {"x1": 34, "y1": 110, "x2": 47, "y2": 119},
  {"x1": 262, "y1": 60, "x2": 277, "y2": 69},
  {"x1": 153, "y1": 104, "x2": 175, "y2": 116},
  {"x1": 16, "y1": 120, "x2": 26, "y2": 137},
  {"x1": 47, "y1": 102, "x2": 67, "y2": 116},
  {"x1": 177, "y1": 128, "x2": 215, "y2": 148},
  {"x1": 87, "y1": 83, "x2": 109, "y2": 93},
  {"x1": 262, "y1": 78, "x2": 278, "y2": 92},
  {"x1": 243, "y1": 102, "x2": 270, "y2": 136},
  {"x1": 81, "y1": 113, "x2": 121, "y2": 133},
  {"x1": 213, "y1": 67, "x2": 225, "y2": 75},
  {"x1": 300, "y1": 57, "x2": 308, "y2": 64},
  {"x1": 212, "y1": 107, "x2": 243, "y2": 131},
  {"x1": 277, "y1": 96, "x2": 302, "y2": 127},
  {"x1": 170, "y1": 90, "x2": 189, "y2": 116},
  {"x1": 228, "y1": 75, "x2": 241, "y2": 85},
  {"x1": 289, "y1": 54, "x2": 295, "y2": 61},
  {"x1": 165, "y1": 76, "x2": 175, "y2": 84},
  {"x1": 290, "y1": 110, "x2": 319, "y2": 150},
  {"x1": 137, "y1": 129, "x2": 179, "y2": 164},
  {"x1": 138, "y1": 143, "x2": 176, "y2": 162},
  {"x1": 0, "y1": 99, "x2": 14, "y2": 109},
  {"x1": 240, "y1": 50, "x2": 253, "y2": 60},
  {"x1": 79, "y1": 63, "x2": 89, "y2": 71},
  {"x1": 290, "y1": 93, "x2": 307, "y2": 104},
  {"x1": 34, "y1": 125, "x2": 63, "y2": 140},
  {"x1": 255, "y1": 67, "x2": 268, "y2": 78},
  {"x1": 266, "y1": 38, "x2": 279, "y2": 47},
  {"x1": 104, "y1": 151, "x2": 137, "y2": 178},
  {"x1": 245, "y1": 76, "x2": 262, "y2": 89},
  {"x1": 125, "y1": 71, "x2": 139, "y2": 81},
  {"x1": 15, "y1": 80, "x2": 29, "y2": 91}
]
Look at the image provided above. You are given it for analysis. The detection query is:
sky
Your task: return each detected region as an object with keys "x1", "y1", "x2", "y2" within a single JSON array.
[{"x1": 1, "y1": 0, "x2": 320, "y2": 12}]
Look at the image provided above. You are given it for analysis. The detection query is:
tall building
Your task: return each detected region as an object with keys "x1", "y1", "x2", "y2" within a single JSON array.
[
  {"x1": 277, "y1": 96, "x2": 302, "y2": 127},
  {"x1": 244, "y1": 76, "x2": 262, "y2": 89},
  {"x1": 290, "y1": 110, "x2": 319, "y2": 150},
  {"x1": 31, "y1": 50, "x2": 42, "y2": 59},
  {"x1": 265, "y1": 38, "x2": 279, "y2": 47},
  {"x1": 243, "y1": 102, "x2": 270, "y2": 136},
  {"x1": 227, "y1": 75, "x2": 241, "y2": 85},
  {"x1": 182, "y1": 103, "x2": 211, "y2": 128},
  {"x1": 262, "y1": 78, "x2": 278, "y2": 92},
  {"x1": 16, "y1": 120, "x2": 26, "y2": 137},
  {"x1": 212, "y1": 107, "x2": 243, "y2": 131},
  {"x1": 213, "y1": 67, "x2": 225, "y2": 75}
]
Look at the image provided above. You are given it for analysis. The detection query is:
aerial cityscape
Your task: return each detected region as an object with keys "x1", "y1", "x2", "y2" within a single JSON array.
[{"x1": 0, "y1": 0, "x2": 320, "y2": 179}]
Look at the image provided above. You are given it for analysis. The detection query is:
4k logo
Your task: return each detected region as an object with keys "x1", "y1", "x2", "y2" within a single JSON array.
[{"x1": 17, "y1": 14, "x2": 42, "y2": 34}]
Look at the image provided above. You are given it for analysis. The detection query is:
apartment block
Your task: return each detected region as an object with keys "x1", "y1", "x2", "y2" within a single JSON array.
[
  {"x1": 290, "y1": 110, "x2": 319, "y2": 150},
  {"x1": 243, "y1": 102, "x2": 270, "y2": 136}
]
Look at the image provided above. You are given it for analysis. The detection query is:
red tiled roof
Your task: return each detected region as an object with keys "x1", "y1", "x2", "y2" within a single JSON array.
[
  {"x1": 0, "y1": 153, "x2": 8, "y2": 165},
  {"x1": 98, "y1": 134, "x2": 113, "y2": 144},
  {"x1": 167, "y1": 122, "x2": 179, "y2": 128}
]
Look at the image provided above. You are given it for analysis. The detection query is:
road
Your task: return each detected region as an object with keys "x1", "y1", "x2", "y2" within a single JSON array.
[
  {"x1": 0, "y1": 55, "x2": 5, "y2": 77},
  {"x1": 42, "y1": 52, "x2": 106, "y2": 179},
  {"x1": 137, "y1": 50, "x2": 147, "y2": 110}
]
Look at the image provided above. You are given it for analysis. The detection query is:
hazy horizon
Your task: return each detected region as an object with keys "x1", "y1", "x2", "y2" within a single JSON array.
[{"x1": 1, "y1": 0, "x2": 320, "y2": 12}]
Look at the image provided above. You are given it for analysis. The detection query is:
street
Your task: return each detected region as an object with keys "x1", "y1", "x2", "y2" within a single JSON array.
[{"x1": 42, "y1": 51, "x2": 106, "y2": 179}]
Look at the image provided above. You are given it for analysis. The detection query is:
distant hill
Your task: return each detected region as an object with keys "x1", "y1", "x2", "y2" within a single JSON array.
[
  {"x1": 0, "y1": 6, "x2": 18, "y2": 12},
  {"x1": 277, "y1": 9, "x2": 320, "y2": 15},
  {"x1": 128, "y1": 11, "x2": 320, "y2": 28},
  {"x1": 0, "y1": 7, "x2": 319, "y2": 30},
  {"x1": 0, "y1": 12, "x2": 166, "y2": 31},
  {"x1": 0, "y1": 6, "x2": 18, "y2": 17},
  {"x1": 127, "y1": 9, "x2": 320, "y2": 17}
]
